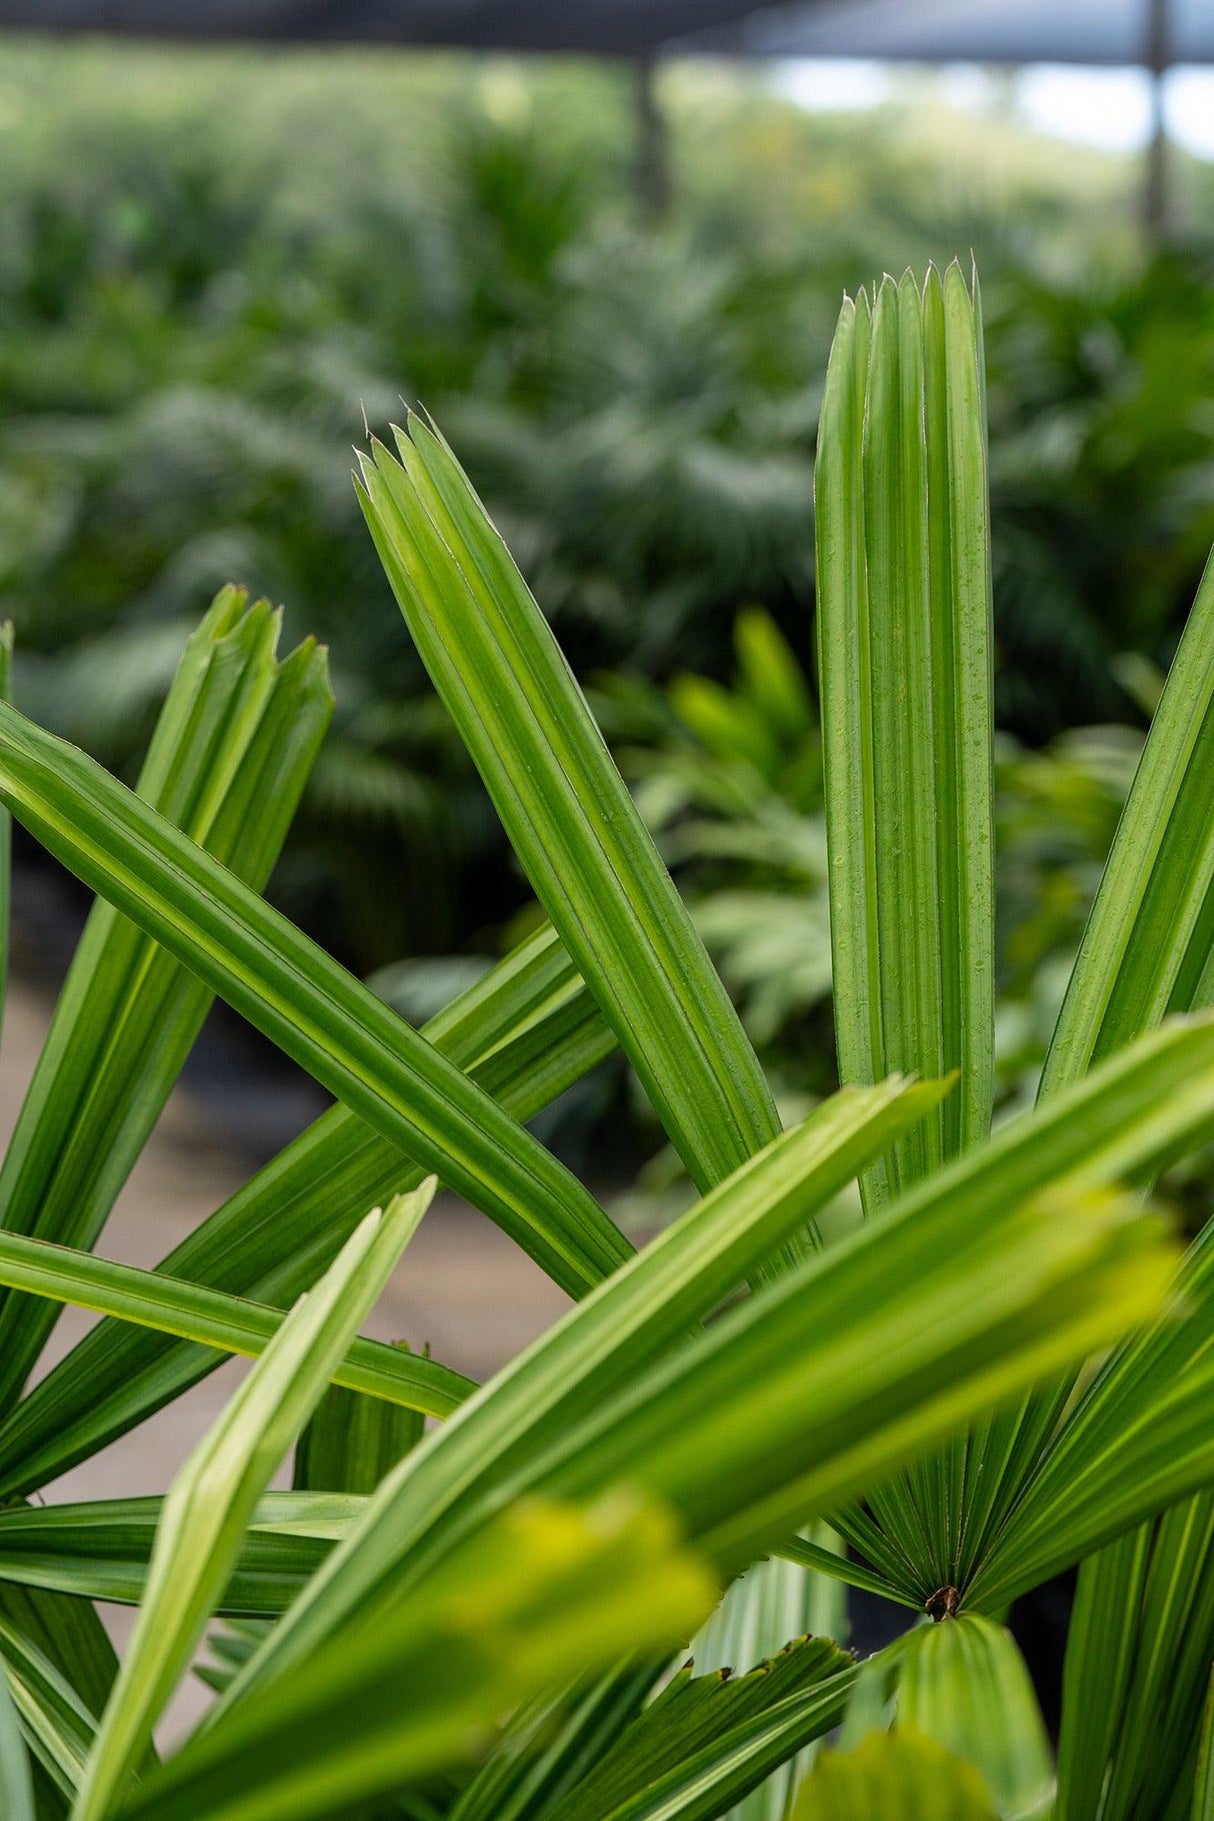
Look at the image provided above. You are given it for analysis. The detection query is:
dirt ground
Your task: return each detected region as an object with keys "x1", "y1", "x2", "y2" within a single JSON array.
[{"x1": 0, "y1": 969, "x2": 573, "y2": 1737}]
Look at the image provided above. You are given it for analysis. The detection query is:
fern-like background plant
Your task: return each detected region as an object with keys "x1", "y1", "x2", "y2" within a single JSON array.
[{"x1": 8, "y1": 37, "x2": 1214, "y2": 1007}]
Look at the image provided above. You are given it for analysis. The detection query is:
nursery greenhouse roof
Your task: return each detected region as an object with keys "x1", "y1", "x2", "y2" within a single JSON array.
[{"x1": 0, "y1": 0, "x2": 1208, "y2": 65}]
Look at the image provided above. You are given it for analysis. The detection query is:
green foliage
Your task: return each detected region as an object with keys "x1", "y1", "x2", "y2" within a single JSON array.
[
  {"x1": 1195, "y1": 1676, "x2": 1214, "y2": 1821},
  {"x1": 357, "y1": 416, "x2": 780, "y2": 1195},
  {"x1": 1054, "y1": 1502, "x2": 1214, "y2": 1820},
  {"x1": 293, "y1": 1374, "x2": 426, "y2": 1497},
  {"x1": 0, "y1": 1228, "x2": 472, "y2": 1422},
  {"x1": 125, "y1": 1495, "x2": 717, "y2": 1821},
  {"x1": 72, "y1": 1190, "x2": 432, "y2": 1821},
  {"x1": 0, "y1": 248, "x2": 1210, "y2": 1821},
  {"x1": 0, "y1": 1494, "x2": 355, "y2": 1613},
  {"x1": 0, "y1": 694, "x2": 632, "y2": 1301},
  {"x1": 816, "y1": 263, "x2": 994, "y2": 1204},
  {"x1": 4, "y1": 38, "x2": 1214, "y2": 992},
  {"x1": 535, "y1": 1636, "x2": 855, "y2": 1821},
  {"x1": 598, "y1": 607, "x2": 831, "y2": 1111},
  {"x1": 0, "y1": 586, "x2": 332, "y2": 1408},
  {"x1": 0, "y1": 1661, "x2": 34, "y2": 1821},
  {"x1": 686, "y1": 1548, "x2": 847, "y2": 1821},
  {"x1": 0, "y1": 920, "x2": 603, "y2": 1499}
]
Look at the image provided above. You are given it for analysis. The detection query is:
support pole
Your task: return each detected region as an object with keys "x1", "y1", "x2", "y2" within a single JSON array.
[{"x1": 1143, "y1": 0, "x2": 1170, "y2": 243}]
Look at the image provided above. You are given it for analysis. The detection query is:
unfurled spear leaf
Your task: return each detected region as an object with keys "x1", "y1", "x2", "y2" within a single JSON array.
[
  {"x1": 811, "y1": 265, "x2": 1214, "y2": 1670},
  {"x1": 815, "y1": 263, "x2": 995, "y2": 1599},
  {"x1": 816, "y1": 263, "x2": 993, "y2": 1209}
]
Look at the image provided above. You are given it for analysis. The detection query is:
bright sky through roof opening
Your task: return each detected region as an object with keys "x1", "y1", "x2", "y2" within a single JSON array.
[{"x1": 773, "y1": 59, "x2": 1214, "y2": 160}]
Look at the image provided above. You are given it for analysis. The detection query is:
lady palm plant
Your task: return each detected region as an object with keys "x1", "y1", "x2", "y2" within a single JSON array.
[{"x1": 0, "y1": 257, "x2": 1207, "y2": 1820}]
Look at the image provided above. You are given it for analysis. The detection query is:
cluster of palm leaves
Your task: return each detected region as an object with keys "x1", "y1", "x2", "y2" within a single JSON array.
[{"x1": 0, "y1": 258, "x2": 1210, "y2": 1817}]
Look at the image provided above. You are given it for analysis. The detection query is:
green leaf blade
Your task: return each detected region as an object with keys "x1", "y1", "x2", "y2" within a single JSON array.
[
  {"x1": 0, "y1": 1493, "x2": 352, "y2": 1613},
  {"x1": 1042, "y1": 550, "x2": 1214, "y2": 1096},
  {"x1": 0, "y1": 591, "x2": 332, "y2": 1409},
  {"x1": 293, "y1": 1374, "x2": 424, "y2": 1496},
  {"x1": 0, "y1": 923, "x2": 609, "y2": 1498},
  {"x1": 72, "y1": 1183, "x2": 433, "y2": 1821},
  {"x1": 118, "y1": 1496, "x2": 716, "y2": 1821},
  {"x1": 358, "y1": 418, "x2": 781, "y2": 1194},
  {"x1": 815, "y1": 288, "x2": 884, "y2": 1180},
  {"x1": 816, "y1": 264, "x2": 994, "y2": 1208},
  {"x1": 207, "y1": 1075, "x2": 943, "y2": 1708},
  {"x1": 0, "y1": 1661, "x2": 34, "y2": 1821},
  {"x1": 0, "y1": 700, "x2": 630, "y2": 1301},
  {"x1": 0, "y1": 1228, "x2": 473, "y2": 1419}
]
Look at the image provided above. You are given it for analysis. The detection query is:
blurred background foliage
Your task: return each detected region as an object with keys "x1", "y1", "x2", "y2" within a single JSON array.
[{"x1": 3, "y1": 33, "x2": 1214, "y2": 1173}]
